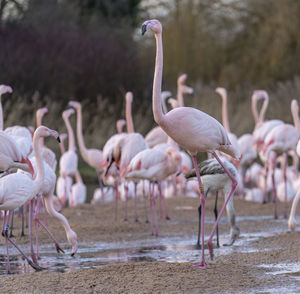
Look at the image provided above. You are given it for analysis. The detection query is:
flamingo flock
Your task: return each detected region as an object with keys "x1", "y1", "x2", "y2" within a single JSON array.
[{"x1": 0, "y1": 18, "x2": 299, "y2": 273}]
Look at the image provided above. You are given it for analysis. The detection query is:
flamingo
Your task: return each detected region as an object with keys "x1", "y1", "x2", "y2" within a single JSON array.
[
  {"x1": 263, "y1": 100, "x2": 300, "y2": 218},
  {"x1": 142, "y1": 19, "x2": 239, "y2": 268},
  {"x1": 116, "y1": 119, "x2": 126, "y2": 134},
  {"x1": 187, "y1": 158, "x2": 240, "y2": 248},
  {"x1": 69, "y1": 170, "x2": 86, "y2": 207},
  {"x1": 36, "y1": 107, "x2": 57, "y2": 171},
  {"x1": 68, "y1": 101, "x2": 103, "y2": 185},
  {"x1": 176, "y1": 73, "x2": 194, "y2": 107},
  {"x1": 0, "y1": 126, "x2": 59, "y2": 273},
  {"x1": 59, "y1": 109, "x2": 78, "y2": 178},
  {"x1": 288, "y1": 139, "x2": 300, "y2": 230},
  {"x1": 126, "y1": 147, "x2": 182, "y2": 235}
]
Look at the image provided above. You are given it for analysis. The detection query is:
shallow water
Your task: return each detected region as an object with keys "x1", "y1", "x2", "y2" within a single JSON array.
[{"x1": 0, "y1": 214, "x2": 298, "y2": 277}]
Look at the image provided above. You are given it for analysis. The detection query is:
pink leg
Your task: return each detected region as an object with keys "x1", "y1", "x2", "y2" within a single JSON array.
[
  {"x1": 29, "y1": 199, "x2": 38, "y2": 264},
  {"x1": 143, "y1": 181, "x2": 149, "y2": 223},
  {"x1": 124, "y1": 183, "x2": 129, "y2": 221},
  {"x1": 172, "y1": 175, "x2": 178, "y2": 196},
  {"x1": 207, "y1": 152, "x2": 238, "y2": 260},
  {"x1": 149, "y1": 182, "x2": 154, "y2": 235},
  {"x1": 191, "y1": 155, "x2": 206, "y2": 269},
  {"x1": 3, "y1": 211, "x2": 43, "y2": 273},
  {"x1": 158, "y1": 181, "x2": 171, "y2": 220},
  {"x1": 134, "y1": 182, "x2": 139, "y2": 222},
  {"x1": 283, "y1": 153, "x2": 288, "y2": 219},
  {"x1": 2, "y1": 211, "x2": 11, "y2": 274},
  {"x1": 263, "y1": 162, "x2": 269, "y2": 203},
  {"x1": 42, "y1": 197, "x2": 49, "y2": 226},
  {"x1": 153, "y1": 183, "x2": 159, "y2": 236},
  {"x1": 34, "y1": 195, "x2": 42, "y2": 259},
  {"x1": 271, "y1": 159, "x2": 278, "y2": 219},
  {"x1": 114, "y1": 181, "x2": 119, "y2": 222}
]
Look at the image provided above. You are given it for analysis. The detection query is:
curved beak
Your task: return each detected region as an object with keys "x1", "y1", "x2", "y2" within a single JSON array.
[
  {"x1": 141, "y1": 24, "x2": 147, "y2": 35},
  {"x1": 71, "y1": 241, "x2": 78, "y2": 256}
]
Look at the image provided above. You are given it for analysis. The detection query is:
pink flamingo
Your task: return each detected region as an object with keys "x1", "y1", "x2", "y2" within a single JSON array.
[
  {"x1": 142, "y1": 19, "x2": 239, "y2": 268},
  {"x1": 69, "y1": 170, "x2": 87, "y2": 207},
  {"x1": 59, "y1": 109, "x2": 78, "y2": 179},
  {"x1": 177, "y1": 74, "x2": 194, "y2": 107},
  {"x1": 116, "y1": 119, "x2": 126, "y2": 134},
  {"x1": 126, "y1": 147, "x2": 182, "y2": 235},
  {"x1": 263, "y1": 100, "x2": 300, "y2": 218},
  {"x1": 0, "y1": 126, "x2": 59, "y2": 273},
  {"x1": 68, "y1": 101, "x2": 103, "y2": 186},
  {"x1": 36, "y1": 107, "x2": 57, "y2": 171}
]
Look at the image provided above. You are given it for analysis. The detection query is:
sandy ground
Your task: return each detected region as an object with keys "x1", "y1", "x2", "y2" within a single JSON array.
[{"x1": 0, "y1": 195, "x2": 299, "y2": 294}]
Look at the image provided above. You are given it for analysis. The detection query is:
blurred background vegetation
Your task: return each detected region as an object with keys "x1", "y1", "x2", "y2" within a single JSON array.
[{"x1": 1, "y1": 0, "x2": 300, "y2": 152}]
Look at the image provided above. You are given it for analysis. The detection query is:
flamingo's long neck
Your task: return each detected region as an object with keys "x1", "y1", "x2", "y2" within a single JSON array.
[
  {"x1": 153, "y1": 33, "x2": 166, "y2": 127},
  {"x1": 76, "y1": 105, "x2": 89, "y2": 161},
  {"x1": 291, "y1": 103, "x2": 300, "y2": 132},
  {"x1": 64, "y1": 115, "x2": 75, "y2": 151},
  {"x1": 0, "y1": 96, "x2": 3, "y2": 131},
  {"x1": 59, "y1": 138, "x2": 66, "y2": 155},
  {"x1": 257, "y1": 96, "x2": 269, "y2": 126},
  {"x1": 126, "y1": 97, "x2": 134, "y2": 133},
  {"x1": 32, "y1": 131, "x2": 45, "y2": 194},
  {"x1": 251, "y1": 96, "x2": 259, "y2": 126},
  {"x1": 221, "y1": 92, "x2": 231, "y2": 133},
  {"x1": 36, "y1": 112, "x2": 45, "y2": 147},
  {"x1": 177, "y1": 85, "x2": 184, "y2": 107},
  {"x1": 43, "y1": 194, "x2": 76, "y2": 248}
]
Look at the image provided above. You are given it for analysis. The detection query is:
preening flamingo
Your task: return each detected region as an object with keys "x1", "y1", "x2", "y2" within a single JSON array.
[
  {"x1": 187, "y1": 158, "x2": 240, "y2": 248},
  {"x1": 142, "y1": 19, "x2": 239, "y2": 268},
  {"x1": 177, "y1": 73, "x2": 194, "y2": 107},
  {"x1": 69, "y1": 170, "x2": 87, "y2": 207}
]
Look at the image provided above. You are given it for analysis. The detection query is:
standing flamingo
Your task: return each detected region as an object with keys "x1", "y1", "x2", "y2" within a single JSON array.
[
  {"x1": 68, "y1": 101, "x2": 103, "y2": 186},
  {"x1": 0, "y1": 126, "x2": 59, "y2": 273},
  {"x1": 142, "y1": 19, "x2": 239, "y2": 268}
]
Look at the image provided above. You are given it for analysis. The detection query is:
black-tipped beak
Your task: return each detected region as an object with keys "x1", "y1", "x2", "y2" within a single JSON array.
[
  {"x1": 104, "y1": 158, "x2": 114, "y2": 177},
  {"x1": 141, "y1": 24, "x2": 147, "y2": 36},
  {"x1": 57, "y1": 136, "x2": 61, "y2": 143}
]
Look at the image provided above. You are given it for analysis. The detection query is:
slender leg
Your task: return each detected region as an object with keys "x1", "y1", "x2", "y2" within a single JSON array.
[
  {"x1": 21, "y1": 205, "x2": 26, "y2": 237},
  {"x1": 134, "y1": 182, "x2": 139, "y2": 222},
  {"x1": 34, "y1": 195, "x2": 41, "y2": 259},
  {"x1": 149, "y1": 182, "x2": 154, "y2": 235},
  {"x1": 9, "y1": 211, "x2": 14, "y2": 238},
  {"x1": 2, "y1": 211, "x2": 11, "y2": 274},
  {"x1": 153, "y1": 183, "x2": 159, "y2": 236},
  {"x1": 283, "y1": 153, "x2": 288, "y2": 219},
  {"x1": 124, "y1": 183, "x2": 129, "y2": 221},
  {"x1": 271, "y1": 158, "x2": 278, "y2": 219},
  {"x1": 263, "y1": 162, "x2": 269, "y2": 203},
  {"x1": 29, "y1": 199, "x2": 38, "y2": 264},
  {"x1": 214, "y1": 191, "x2": 220, "y2": 248},
  {"x1": 158, "y1": 181, "x2": 171, "y2": 220},
  {"x1": 158, "y1": 181, "x2": 163, "y2": 219},
  {"x1": 4, "y1": 210, "x2": 43, "y2": 272},
  {"x1": 196, "y1": 204, "x2": 202, "y2": 249},
  {"x1": 143, "y1": 181, "x2": 149, "y2": 223},
  {"x1": 191, "y1": 155, "x2": 206, "y2": 269},
  {"x1": 207, "y1": 152, "x2": 237, "y2": 260},
  {"x1": 114, "y1": 179, "x2": 119, "y2": 222}
]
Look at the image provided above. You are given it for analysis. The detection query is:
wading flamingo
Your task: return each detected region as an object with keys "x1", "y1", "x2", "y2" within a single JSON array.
[{"x1": 142, "y1": 19, "x2": 240, "y2": 269}]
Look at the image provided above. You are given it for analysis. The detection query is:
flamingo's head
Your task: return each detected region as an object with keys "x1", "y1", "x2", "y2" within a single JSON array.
[
  {"x1": 60, "y1": 133, "x2": 68, "y2": 144},
  {"x1": 67, "y1": 229, "x2": 78, "y2": 256},
  {"x1": 62, "y1": 108, "x2": 75, "y2": 120},
  {"x1": 177, "y1": 74, "x2": 187, "y2": 85},
  {"x1": 125, "y1": 92, "x2": 133, "y2": 104},
  {"x1": 215, "y1": 87, "x2": 227, "y2": 98},
  {"x1": 68, "y1": 101, "x2": 81, "y2": 110},
  {"x1": 0, "y1": 85, "x2": 13, "y2": 96},
  {"x1": 36, "y1": 107, "x2": 48, "y2": 119},
  {"x1": 252, "y1": 90, "x2": 268, "y2": 101},
  {"x1": 288, "y1": 217, "x2": 296, "y2": 231},
  {"x1": 34, "y1": 126, "x2": 60, "y2": 143},
  {"x1": 291, "y1": 99, "x2": 299, "y2": 114},
  {"x1": 116, "y1": 119, "x2": 126, "y2": 134},
  {"x1": 142, "y1": 19, "x2": 162, "y2": 36}
]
